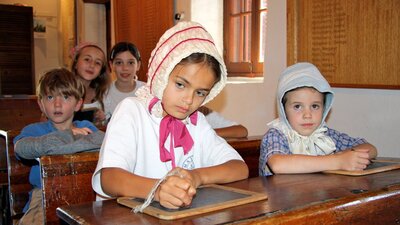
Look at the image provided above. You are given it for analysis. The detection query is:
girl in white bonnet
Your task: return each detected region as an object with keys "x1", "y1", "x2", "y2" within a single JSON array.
[
  {"x1": 92, "y1": 21, "x2": 248, "y2": 209},
  {"x1": 259, "y1": 62, "x2": 377, "y2": 176}
]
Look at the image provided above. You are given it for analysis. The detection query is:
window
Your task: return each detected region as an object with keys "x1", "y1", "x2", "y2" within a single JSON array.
[{"x1": 224, "y1": 0, "x2": 267, "y2": 77}]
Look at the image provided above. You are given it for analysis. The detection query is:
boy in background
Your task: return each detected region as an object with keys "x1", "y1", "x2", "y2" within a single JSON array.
[{"x1": 14, "y1": 68, "x2": 104, "y2": 225}]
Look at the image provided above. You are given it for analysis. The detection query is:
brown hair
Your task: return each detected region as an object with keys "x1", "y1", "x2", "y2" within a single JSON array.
[
  {"x1": 282, "y1": 86, "x2": 326, "y2": 106},
  {"x1": 37, "y1": 68, "x2": 85, "y2": 101},
  {"x1": 109, "y1": 41, "x2": 141, "y2": 62},
  {"x1": 178, "y1": 53, "x2": 222, "y2": 84},
  {"x1": 70, "y1": 44, "x2": 110, "y2": 110}
]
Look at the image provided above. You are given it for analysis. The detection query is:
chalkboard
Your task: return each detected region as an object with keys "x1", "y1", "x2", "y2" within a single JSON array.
[
  {"x1": 287, "y1": 0, "x2": 400, "y2": 89},
  {"x1": 324, "y1": 159, "x2": 400, "y2": 176},
  {"x1": 117, "y1": 184, "x2": 268, "y2": 220}
]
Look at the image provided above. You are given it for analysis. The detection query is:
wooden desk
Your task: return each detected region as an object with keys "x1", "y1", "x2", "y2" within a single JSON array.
[
  {"x1": 40, "y1": 152, "x2": 99, "y2": 225},
  {"x1": 57, "y1": 163, "x2": 400, "y2": 225},
  {"x1": 226, "y1": 135, "x2": 261, "y2": 178},
  {"x1": 41, "y1": 136, "x2": 260, "y2": 225}
]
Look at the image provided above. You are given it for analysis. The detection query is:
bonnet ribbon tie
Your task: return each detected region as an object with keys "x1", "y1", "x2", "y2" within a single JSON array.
[
  {"x1": 149, "y1": 97, "x2": 198, "y2": 168},
  {"x1": 287, "y1": 127, "x2": 336, "y2": 155}
]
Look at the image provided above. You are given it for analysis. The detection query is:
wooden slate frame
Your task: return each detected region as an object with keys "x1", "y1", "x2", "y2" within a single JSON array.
[
  {"x1": 324, "y1": 159, "x2": 400, "y2": 176},
  {"x1": 117, "y1": 184, "x2": 268, "y2": 220}
]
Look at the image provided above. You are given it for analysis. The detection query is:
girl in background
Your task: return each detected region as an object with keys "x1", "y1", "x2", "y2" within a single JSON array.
[
  {"x1": 104, "y1": 42, "x2": 146, "y2": 119},
  {"x1": 70, "y1": 42, "x2": 110, "y2": 125}
]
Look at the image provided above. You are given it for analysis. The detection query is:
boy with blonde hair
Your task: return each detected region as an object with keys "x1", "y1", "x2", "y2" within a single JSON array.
[{"x1": 14, "y1": 68, "x2": 104, "y2": 225}]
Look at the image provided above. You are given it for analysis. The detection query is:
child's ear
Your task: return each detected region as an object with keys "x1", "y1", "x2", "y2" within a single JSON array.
[
  {"x1": 37, "y1": 98, "x2": 45, "y2": 113},
  {"x1": 37, "y1": 98, "x2": 48, "y2": 120},
  {"x1": 137, "y1": 61, "x2": 141, "y2": 71},
  {"x1": 74, "y1": 98, "x2": 84, "y2": 112}
]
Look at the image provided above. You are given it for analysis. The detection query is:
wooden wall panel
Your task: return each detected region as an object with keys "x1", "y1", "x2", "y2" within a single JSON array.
[
  {"x1": 287, "y1": 0, "x2": 400, "y2": 89},
  {"x1": 113, "y1": 0, "x2": 174, "y2": 82}
]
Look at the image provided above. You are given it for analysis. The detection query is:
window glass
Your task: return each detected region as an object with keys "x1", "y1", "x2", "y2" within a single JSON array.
[{"x1": 224, "y1": 0, "x2": 267, "y2": 77}]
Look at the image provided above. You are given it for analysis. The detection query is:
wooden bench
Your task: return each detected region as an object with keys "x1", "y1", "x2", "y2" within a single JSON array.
[
  {"x1": 0, "y1": 96, "x2": 42, "y2": 180},
  {"x1": 0, "y1": 132, "x2": 10, "y2": 225},
  {"x1": 0, "y1": 95, "x2": 42, "y2": 224},
  {"x1": 0, "y1": 95, "x2": 42, "y2": 131},
  {"x1": 2, "y1": 130, "x2": 32, "y2": 225},
  {"x1": 0, "y1": 95, "x2": 42, "y2": 175}
]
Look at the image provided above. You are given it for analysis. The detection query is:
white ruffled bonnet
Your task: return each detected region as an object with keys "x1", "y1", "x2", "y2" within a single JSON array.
[
  {"x1": 136, "y1": 21, "x2": 227, "y2": 117},
  {"x1": 277, "y1": 62, "x2": 334, "y2": 129}
]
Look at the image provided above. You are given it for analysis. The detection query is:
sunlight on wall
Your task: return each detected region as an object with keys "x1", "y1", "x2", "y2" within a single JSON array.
[
  {"x1": 76, "y1": 1, "x2": 107, "y2": 53},
  {"x1": 60, "y1": 0, "x2": 75, "y2": 68},
  {"x1": 190, "y1": 0, "x2": 223, "y2": 56}
]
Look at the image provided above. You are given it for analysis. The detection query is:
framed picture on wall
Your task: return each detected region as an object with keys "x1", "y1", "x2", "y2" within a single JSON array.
[{"x1": 33, "y1": 16, "x2": 47, "y2": 38}]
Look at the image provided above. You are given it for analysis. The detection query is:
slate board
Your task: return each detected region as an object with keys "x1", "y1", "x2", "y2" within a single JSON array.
[
  {"x1": 117, "y1": 184, "x2": 268, "y2": 220},
  {"x1": 324, "y1": 159, "x2": 400, "y2": 176}
]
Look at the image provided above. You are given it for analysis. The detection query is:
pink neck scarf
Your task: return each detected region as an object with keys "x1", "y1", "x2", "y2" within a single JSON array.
[{"x1": 149, "y1": 97, "x2": 198, "y2": 168}]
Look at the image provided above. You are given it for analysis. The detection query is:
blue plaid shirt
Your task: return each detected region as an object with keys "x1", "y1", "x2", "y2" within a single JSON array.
[{"x1": 259, "y1": 127, "x2": 367, "y2": 176}]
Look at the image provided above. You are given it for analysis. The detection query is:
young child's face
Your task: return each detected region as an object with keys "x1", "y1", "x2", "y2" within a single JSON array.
[
  {"x1": 75, "y1": 46, "x2": 105, "y2": 82},
  {"x1": 110, "y1": 51, "x2": 140, "y2": 82},
  {"x1": 284, "y1": 87, "x2": 324, "y2": 136},
  {"x1": 162, "y1": 62, "x2": 217, "y2": 120},
  {"x1": 38, "y1": 92, "x2": 83, "y2": 130}
]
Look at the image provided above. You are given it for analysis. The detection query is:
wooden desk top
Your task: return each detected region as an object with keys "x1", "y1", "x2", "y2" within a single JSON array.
[{"x1": 57, "y1": 162, "x2": 400, "y2": 225}]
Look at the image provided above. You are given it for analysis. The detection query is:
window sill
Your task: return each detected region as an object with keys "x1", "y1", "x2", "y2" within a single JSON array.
[{"x1": 227, "y1": 76, "x2": 264, "y2": 84}]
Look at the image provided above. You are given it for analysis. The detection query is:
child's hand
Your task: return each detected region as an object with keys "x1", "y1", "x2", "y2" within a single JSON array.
[
  {"x1": 337, "y1": 148, "x2": 371, "y2": 171},
  {"x1": 71, "y1": 127, "x2": 93, "y2": 136},
  {"x1": 156, "y1": 168, "x2": 197, "y2": 209},
  {"x1": 94, "y1": 109, "x2": 107, "y2": 124}
]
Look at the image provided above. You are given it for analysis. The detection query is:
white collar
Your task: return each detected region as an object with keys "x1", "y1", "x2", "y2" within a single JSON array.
[{"x1": 268, "y1": 119, "x2": 336, "y2": 155}]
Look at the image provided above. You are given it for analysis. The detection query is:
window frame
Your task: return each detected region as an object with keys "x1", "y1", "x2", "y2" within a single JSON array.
[{"x1": 223, "y1": 0, "x2": 266, "y2": 78}]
